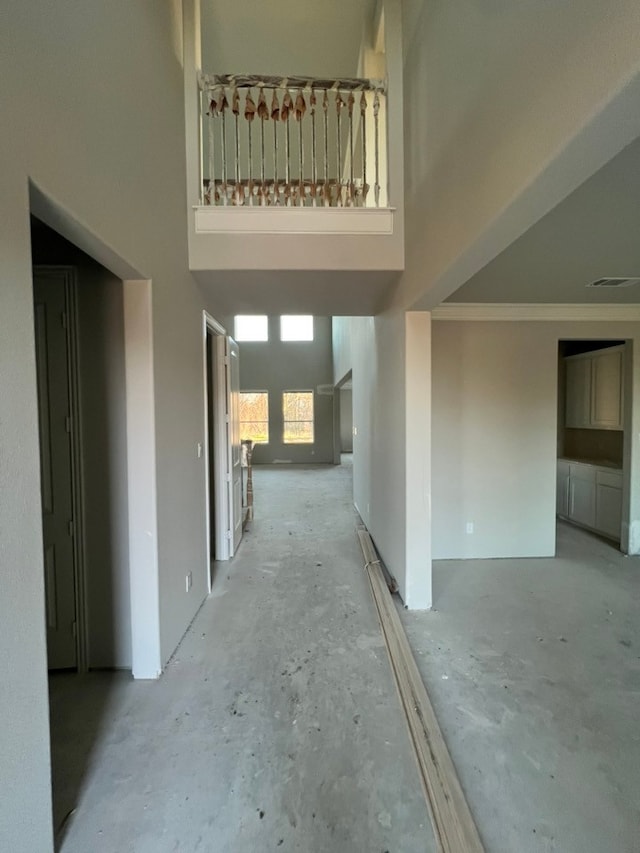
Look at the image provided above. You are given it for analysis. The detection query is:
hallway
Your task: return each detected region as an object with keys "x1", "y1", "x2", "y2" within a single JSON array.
[{"x1": 51, "y1": 464, "x2": 434, "y2": 853}]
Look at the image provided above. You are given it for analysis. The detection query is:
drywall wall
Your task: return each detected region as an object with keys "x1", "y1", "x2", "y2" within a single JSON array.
[
  {"x1": 201, "y1": 0, "x2": 374, "y2": 78},
  {"x1": 340, "y1": 389, "x2": 353, "y2": 451},
  {"x1": 31, "y1": 226, "x2": 131, "y2": 669},
  {"x1": 238, "y1": 316, "x2": 334, "y2": 464},
  {"x1": 333, "y1": 312, "x2": 431, "y2": 608},
  {"x1": 0, "y1": 3, "x2": 213, "y2": 848},
  {"x1": 333, "y1": 318, "x2": 354, "y2": 385},
  {"x1": 395, "y1": 0, "x2": 640, "y2": 311},
  {"x1": 77, "y1": 270, "x2": 131, "y2": 668},
  {"x1": 432, "y1": 320, "x2": 640, "y2": 560}
]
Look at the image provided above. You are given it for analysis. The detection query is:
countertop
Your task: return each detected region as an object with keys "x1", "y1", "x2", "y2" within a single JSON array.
[{"x1": 558, "y1": 456, "x2": 622, "y2": 471}]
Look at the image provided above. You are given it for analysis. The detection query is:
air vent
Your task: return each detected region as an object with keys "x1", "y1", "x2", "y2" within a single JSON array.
[{"x1": 586, "y1": 277, "x2": 640, "y2": 288}]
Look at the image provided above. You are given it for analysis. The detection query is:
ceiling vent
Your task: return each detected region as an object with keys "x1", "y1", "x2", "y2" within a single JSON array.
[{"x1": 586, "y1": 277, "x2": 640, "y2": 288}]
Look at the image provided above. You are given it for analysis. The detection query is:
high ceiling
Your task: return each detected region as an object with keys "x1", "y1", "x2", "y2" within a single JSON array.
[
  {"x1": 447, "y1": 136, "x2": 640, "y2": 305},
  {"x1": 200, "y1": 0, "x2": 378, "y2": 79}
]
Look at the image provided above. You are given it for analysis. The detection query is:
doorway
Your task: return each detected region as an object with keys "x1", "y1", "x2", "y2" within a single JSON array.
[
  {"x1": 556, "y1": 339, "x2": 628, "y2": 551},
  {"x1": 32, "y1": 219, "x2": 134, "y2": 672},
  {"x1": 203, "y1": 313, "x2": 242, "y2": 590},
  {"x1": 333, "y1": 370, "x2": 353, "y2": 465}
]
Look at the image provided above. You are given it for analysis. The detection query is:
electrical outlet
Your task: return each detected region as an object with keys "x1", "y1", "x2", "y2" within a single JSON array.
[
  {"x1": 185, "y1": 571, "x2": 192, "y2": 592},
  {"x1": 466, "y1": 522, "x2": 474, "y2": 535}
]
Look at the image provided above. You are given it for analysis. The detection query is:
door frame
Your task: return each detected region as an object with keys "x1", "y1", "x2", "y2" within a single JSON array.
[
  {"x1": 555, "y1": 336, "x2": 632, "y2": 554},
  {"x1": 202, "y1": 311, "x2": 232, "y2": 591},
  {"x1": 33, "y1": 266, "x2": 88, "y2": 673}
]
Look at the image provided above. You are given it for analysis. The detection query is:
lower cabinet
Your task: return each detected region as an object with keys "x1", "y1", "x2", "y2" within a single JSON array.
[
  {"x1": 557, "y1": 460, "x2": 622, "y2": 541},
  {"x1": 556, "y1": 460, "x2": 570, "y2": 516},
  {"x1": 569, "y1": 470, "x2": 597, "y2": 529}
]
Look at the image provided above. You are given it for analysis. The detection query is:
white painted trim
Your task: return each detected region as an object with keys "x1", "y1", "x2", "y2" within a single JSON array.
[
  {"x1": 202, "y1": 311, "x2": 231, "y2": 595},
  {"x1": 404, "y1": 311, "x2": 432, "y2": 610},
  {"x1": 432, "y1": 303, "x2": 640, "y2": 322},
  {"x1": 194, "y1": 205, "x2": 395, "y2": 235}
]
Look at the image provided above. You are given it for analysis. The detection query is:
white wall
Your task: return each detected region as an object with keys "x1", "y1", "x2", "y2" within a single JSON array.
[
  {"x1": 0, "y1": 3, "x2": 213, "y2": 849},
  {"x1": 332, "y1": 317, "x2": 354, "y2": 385},
  {"x1": 395, "y1": 0, "x2": 640, "y2": 311},
  {"x1": 77, "y1": 270, "x2": 132, "y2": 668},
  {"x1": 432, "y1": 319, "x2": 640, "y2": 560},
  {"x1": 340, "y1": 389, "x2": 353, "y2": 452},
  {"x1": 333, "y1": 312, "x2": 431, "y2": 608}
]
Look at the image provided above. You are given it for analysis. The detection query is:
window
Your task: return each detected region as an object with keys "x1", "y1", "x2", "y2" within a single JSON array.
[
  {"x1": 283, "y1": 391, "x2": 314, "y2": 444},
  {"x1": 235, "y1": 315, "x2": 268, "y2": 341},
  {"x1": 239, "y1": 392, "x2": 269, "y2": 443},
  {"x1": 280, "y1": 315, "x2": 313, "y2": 341}
]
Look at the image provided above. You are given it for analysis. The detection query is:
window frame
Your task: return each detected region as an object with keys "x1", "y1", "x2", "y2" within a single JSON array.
[
  {"x1": 234, "y1": 315, "x2": 269, "y2": 342},
  {"x1": 239, "y1": 390, "x2": 270, "y2": 444},
  {"x1": 279, "y1": 315, "x2": 314, "y2": 342},
  {"x1": 282, "y1": 390, "x2": 315, "y2": 445}
]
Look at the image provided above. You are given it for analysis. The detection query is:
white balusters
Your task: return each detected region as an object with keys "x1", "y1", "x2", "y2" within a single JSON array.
[{"x1": 200, "y1": 74, "x2": 385, "y2": 208}]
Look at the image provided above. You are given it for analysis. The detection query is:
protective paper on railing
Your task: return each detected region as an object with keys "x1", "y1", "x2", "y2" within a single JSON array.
[{"x1": 199, "y1": 74, "x2": 387, "y2": 208}]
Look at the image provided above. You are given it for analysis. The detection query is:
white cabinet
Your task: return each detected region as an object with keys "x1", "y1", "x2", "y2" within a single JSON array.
[
  {"x1": 556, "y1": 460, "x2": 570, "y2": 516},
  {"x1": 557, "y1": 460, "x2": 622, "y2": 541},
  {"x1": 591, "y1": 349, "x2": 624, "y2": 429},
  {"x1": 565, "y1": 357, "x2": 592, "y2": 428},
  {"x1": 595, "y1": 469, "x2": 623, "y2": 539},
  {"x1": 564, "y1": 345, "x2": 624, "y2": 431},
  {"x1": 568, "y1": 462, "x2": 597, "y2": 528}
]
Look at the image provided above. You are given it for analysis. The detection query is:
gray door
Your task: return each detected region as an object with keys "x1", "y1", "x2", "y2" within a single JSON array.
[{"x1": 33, "y1": 270, "x2": 77, "y2": 669}]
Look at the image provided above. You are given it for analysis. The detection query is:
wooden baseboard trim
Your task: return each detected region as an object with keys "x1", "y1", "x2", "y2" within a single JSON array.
[{"x1": 358, "y1": 529, "x2": 484, "y2": 853}]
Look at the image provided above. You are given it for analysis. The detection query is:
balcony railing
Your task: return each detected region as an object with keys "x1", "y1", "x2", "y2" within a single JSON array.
[{"x1": 198, "y1": 73, "x2": 387, "y2": 208}]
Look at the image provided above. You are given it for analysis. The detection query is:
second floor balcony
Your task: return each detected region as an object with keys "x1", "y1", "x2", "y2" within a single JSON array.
[{"x1": 192, "y1": 72, "x2": 400, "y2": 246}]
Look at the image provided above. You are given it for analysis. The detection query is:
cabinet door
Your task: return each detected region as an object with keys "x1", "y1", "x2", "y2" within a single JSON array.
[
  {"x1": 595, "y1": 484, "x2": 622, "y2": 540},
  {"x1": 591, "y1": 349, "x2": 623, "y2": 429},
  {"x1": 556, "y1": 461, "x2": 570, "y2": 516},
  {"x1": 565, "y1": 357, "x2": 591, "y2": 428},
  {"x1": 569, "y1": 476, "x2": 596, "y2": 528}
]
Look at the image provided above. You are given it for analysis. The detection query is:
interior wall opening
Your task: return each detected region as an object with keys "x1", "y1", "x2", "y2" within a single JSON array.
[
  {"x1": 30, "y1": 217, "x2": 132, "y2": 842},
  {"x1": 556, "y1": 338, "x2": 629, "y2": 553}
]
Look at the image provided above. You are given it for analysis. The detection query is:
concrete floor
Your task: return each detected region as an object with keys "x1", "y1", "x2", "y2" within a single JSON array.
[
  {"x1": 400, "y1": 521, "x2": 640, "y2": 853},
  {"x1": 50, "y1": 464, "x2": 434, "y2": 853},
  {"x1": 49, "y1": 465, "x2": 640, "y2": 852}
]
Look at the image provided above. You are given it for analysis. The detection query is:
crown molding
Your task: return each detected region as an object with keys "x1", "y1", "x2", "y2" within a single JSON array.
[{"x1": 431, "y1": 303, "x2": 640, "y2": 322}]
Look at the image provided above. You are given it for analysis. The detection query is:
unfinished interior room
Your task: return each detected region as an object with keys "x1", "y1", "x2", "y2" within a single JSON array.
[{"x1": 2, "y1": 2, "x2": 639, "y2": 852}]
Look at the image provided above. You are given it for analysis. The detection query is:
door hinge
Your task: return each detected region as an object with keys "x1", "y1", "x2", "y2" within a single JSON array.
[
  {"x1": 225, "y1": 473, "x2": 231, "y2": 483},
  {"x1": 226, "y1": 530, "x2": 232, "y2": 540},
  {"x1": 68, "y1": 519, "x2": 74, "y2": 537},
  {"x1": 224, "y1": 357, "x2": 229, "y2": 366},
  {"x1": 225, "y1": 414, "x2": 230, "y2": 424}
]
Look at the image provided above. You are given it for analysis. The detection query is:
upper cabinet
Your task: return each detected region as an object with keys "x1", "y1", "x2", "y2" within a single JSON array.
[
  {"x1": 591, "y1": 348, "x2": 624, "y2": 429},
  {"x1": 565, "y1": 357, "x2": 592, "y2": 428},
  {"x1": 564, "y1": 345, "x2": 624, "y2": 431}
]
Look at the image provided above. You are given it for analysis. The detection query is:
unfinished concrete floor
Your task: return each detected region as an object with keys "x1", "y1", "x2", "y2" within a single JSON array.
[
  {"x1": 50, "y1": 464, "x2": 434, "y2": 853},
  {"x1": 400, "y1": 521, "x2": 640, "y2": 853}
]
